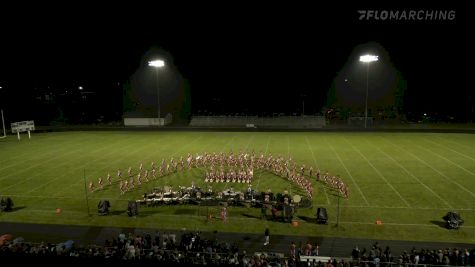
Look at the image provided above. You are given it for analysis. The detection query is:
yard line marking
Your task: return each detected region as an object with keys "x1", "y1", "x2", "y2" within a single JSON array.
[
  {"x1": 322, "y1": 202, "x2": 475, "y2": 211},
  {"x1": 365, "y1": 138, "x2": 453, "y2": 209},
  {"x1": 286, "y1": 135, "x2": 290, "y2": 156},
  {"x1": 304, "y1": 136, "x2": 330, "y2": 205},
  {"x1": 323, "y1": 136, "x2": 370, "y2": 206},
  {"x1": 0, "y1": 138, "x2": 101, "y2": 186},
  {"x1": 425, "y1": 137, "x2": 475, "y2": 162},
  {"x1": 0, "y1": 136, "x2": 94, "y2": 179},
  {"x1": 19, "y1": 133, "x2": 172, "y2": 195},
  {"x1": 243, "y1": 134, "x2": 255, "y2": 151},
  {"x1": 0, "y1": 132, "x2": 71, "y2": 157},
  {"x1": 339, "y1": 221, "x2": 475, "y2": 229},
  {"x1": 0, "y1": 133, "x2": 78, "y2": 168},
  {"x1": 13, "y1": 206, "x2": 475, "y2": 228},
  {"x1": 342, "y1": 136, "x2": 411, "y2": 208},
  {"x1": 406, "y1": 139, "x2": 475, "y2": 176},
  {"x1": 1, "y1": 135, "x2": 136, "y2": 192},
  {"x1": 433, "y1": 135, "x2": 475, "y2": 154},
  {"x1": 8, "y1": 194, "x2": 475, "y2": 211},
  {"x1": 0, "y1": 132, "x2": 102, "y2": 169},
  {"x1": 381, "y1": 136, "x2": 475, "y2": 198},
  {"x1": 54, "y1": 134, "x2": 205, "y2": 196},
  {"x1": 255, "y1": 135, "x2": 271, "y2": 193},
  {"x1": 48, "y1": 135, "x2": 158, "y2": 196},
  {"x1": 22, "y1": 135, "x2": 147, "y2": 195}
]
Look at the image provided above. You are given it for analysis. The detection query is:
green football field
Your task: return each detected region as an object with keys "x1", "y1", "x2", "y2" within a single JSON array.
[{"x1": 1, "y1": 131, "x2": 474, "y2": 243}]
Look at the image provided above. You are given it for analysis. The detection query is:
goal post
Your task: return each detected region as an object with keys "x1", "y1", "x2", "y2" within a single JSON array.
[
  {"x1": 11, "y1": 120, "x2": 35, "y2": 140},
  {"x1": 0, "y1": 109, "x2": 6, "y2": 139}
]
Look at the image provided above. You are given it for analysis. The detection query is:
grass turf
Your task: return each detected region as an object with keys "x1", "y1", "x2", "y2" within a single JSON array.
[{"x1": 0, "y1": 131, "x2": 474, "y2": 243}]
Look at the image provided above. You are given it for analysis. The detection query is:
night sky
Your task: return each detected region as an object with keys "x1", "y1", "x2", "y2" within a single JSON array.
[{"x1": 0, "y1": 3, "x2": 472, "y2": 121}]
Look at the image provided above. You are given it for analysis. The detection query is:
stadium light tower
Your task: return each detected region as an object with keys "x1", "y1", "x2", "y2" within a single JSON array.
[
  {"x1": 359, "y1": 54, "x2": 378, "y2": 128},
  {"x1": 148, "y1": 59, "x2": 165, "y2": 124}
]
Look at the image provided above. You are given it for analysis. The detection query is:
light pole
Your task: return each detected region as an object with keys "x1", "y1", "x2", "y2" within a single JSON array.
[
  {"x1": 148, "y1": 59, "x2": 165, "y2": 125},
  {"x1": 359, "y1": 54, "x2": 378, "y2": 128}
]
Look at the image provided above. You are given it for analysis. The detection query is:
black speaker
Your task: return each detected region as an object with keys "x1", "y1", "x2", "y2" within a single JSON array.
[
  {"x1": 0, "y1": 197, "x2": 13, "y2": 212},
  {"x1": 283, "y1": 204, "x2": 294, "y2": 222},
  {"x1": 316, "y1": 207, "x2": 328, "y2": 224},
  {"x1": 443, "y1": 211, "x2": 464, "y2": 229},
  {"x1": 98, "y1": 200, "x2": 110, "y2": 216},
  {"x1": 127, "y1": 201, "x2": 138, "y2": 217}
]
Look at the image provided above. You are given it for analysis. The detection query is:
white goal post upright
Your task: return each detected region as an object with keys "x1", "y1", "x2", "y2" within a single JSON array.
[{"x1": 0, "y1": 109, "x2": 6, "y2": 138}]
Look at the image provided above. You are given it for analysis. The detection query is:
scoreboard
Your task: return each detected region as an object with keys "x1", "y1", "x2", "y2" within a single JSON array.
[{"x1": 11, "y1": 120, "x2": 35, "y2": 134}]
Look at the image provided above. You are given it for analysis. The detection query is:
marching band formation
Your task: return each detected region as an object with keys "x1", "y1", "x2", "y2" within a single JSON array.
[{"x1": 88, "y1": 151, "x2": 350, "y2": 199}]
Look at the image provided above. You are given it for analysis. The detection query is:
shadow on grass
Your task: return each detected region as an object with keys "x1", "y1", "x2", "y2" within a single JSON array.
[
  {"x1": 109, "y1": 210, "x2": 125, "y2": 216},
  {"x1": 174, "y1": 208, "x2": 196, "y2": 215},
  {"x1": 10, "y1": 206, "x2": 27, "y2": 212},
  {"x1": 135, "y1": 210, "x2": 159, "y2": 217},
  {"x1": 242, "y1": 213, "x2": 261, "y2": 220},
  {"x1": 298, "y1": 216, "x2": 317, "y2": 224},
  {"x1": 430, "y1": 220, "x2": 447, "y2": 229}
]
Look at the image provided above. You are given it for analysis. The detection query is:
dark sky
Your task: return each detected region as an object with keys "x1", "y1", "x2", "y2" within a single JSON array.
[{"x1": 0, "y1": 3, "x2": 472, "y2": 117}]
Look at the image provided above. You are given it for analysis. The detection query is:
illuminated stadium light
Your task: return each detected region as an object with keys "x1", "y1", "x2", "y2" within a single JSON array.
[
  {"x1": 148, "y1": 59, "x2": 165, "y2": 68},
  {"x1": 149, "y1": 59, "x2": 166, "y2": 123},
  {"x1": 359, "y1": 55, "x2": 379, "y2": 63},
  {"x1": 360, "y1": 54, "x2": 379, "y2": 128}
]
